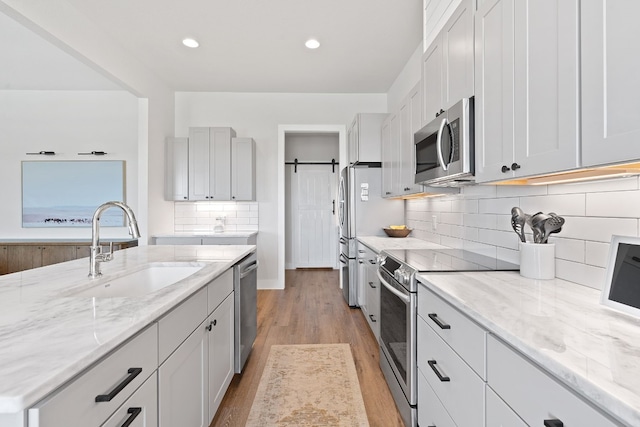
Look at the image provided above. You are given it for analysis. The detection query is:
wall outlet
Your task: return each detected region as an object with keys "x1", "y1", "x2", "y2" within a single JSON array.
[{"x1": 432, "y1": 215, "x2": 438, "y2": 231}]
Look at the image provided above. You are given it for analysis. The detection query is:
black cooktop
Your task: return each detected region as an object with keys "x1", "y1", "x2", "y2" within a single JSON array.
[{"x1": 382, "y1": 248, "x2": 520, "y2": 273}]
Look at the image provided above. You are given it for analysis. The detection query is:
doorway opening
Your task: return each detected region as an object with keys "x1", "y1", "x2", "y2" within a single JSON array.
[
  {"x1": 277, "y1": 125, "x2": 347, "y2": 289},
  {"x1": 285, "y1": 132, "x2": 339, "y2": 269}
]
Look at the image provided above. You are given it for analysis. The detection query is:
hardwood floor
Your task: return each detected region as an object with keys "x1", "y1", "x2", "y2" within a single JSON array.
[{"x1": 211, "y1": 269, "x2": 404, "y2": 427}]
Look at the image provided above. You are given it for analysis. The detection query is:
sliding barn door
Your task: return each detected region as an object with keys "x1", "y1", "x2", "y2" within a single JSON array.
[{"x1": 292, "y1": 165, "x2": 336, "y2": 268}]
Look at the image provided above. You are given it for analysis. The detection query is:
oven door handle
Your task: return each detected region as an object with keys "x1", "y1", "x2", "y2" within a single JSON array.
[
  {"x1": 339, "y1": 253, "x2": 349, "y2": 265},
  {"x1": 377, "y1": 269, "x2": 410, "y2": 304}
]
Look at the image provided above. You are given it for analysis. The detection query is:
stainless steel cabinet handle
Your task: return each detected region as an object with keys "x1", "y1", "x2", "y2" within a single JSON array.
[
  {"x1": 339, "y1": 254, "x2": 348, "y2": 265},
  {"x1": 544, "y1": 420, "x2": 563, "y2": 427},
  {"x1": 428, "y1": 313, "x2": 451, "y2": 330}
]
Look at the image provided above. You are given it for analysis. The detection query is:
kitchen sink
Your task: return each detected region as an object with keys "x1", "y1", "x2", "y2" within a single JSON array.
[{"x1": 69, "y1": 262, "x2": 208, "y2": 298}]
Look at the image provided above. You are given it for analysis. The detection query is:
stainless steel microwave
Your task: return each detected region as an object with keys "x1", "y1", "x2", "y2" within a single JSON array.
[{"x1": 414, "y1": 97, "x2": 474, "y2": 186}]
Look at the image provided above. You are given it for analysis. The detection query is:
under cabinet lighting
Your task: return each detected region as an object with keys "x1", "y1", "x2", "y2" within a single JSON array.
[{"x1": 495, "y1": 162, "x2": 640, "y2": 186}]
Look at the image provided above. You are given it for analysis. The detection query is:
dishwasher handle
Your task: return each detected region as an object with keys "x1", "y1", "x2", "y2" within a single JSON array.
[{"x1": 239, "y1": 261, "x2": 259, "y2": 279}]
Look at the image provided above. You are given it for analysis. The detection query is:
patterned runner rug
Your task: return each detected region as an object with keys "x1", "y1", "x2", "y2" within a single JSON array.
[{"x1": 246, "y1": 343, "x2": 370, "y2": 426}]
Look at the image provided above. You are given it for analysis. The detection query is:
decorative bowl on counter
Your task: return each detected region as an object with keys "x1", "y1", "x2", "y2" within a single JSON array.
[{"x1": 383, "y1": 227, "x2": 412, "y2": 238}]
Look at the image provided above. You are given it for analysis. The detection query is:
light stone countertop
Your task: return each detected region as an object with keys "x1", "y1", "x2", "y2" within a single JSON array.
[
  {"x1": 357, "y1": 236, "x2": 446, "y2": 253},
  {"x1": 0, "y1": 244, "x2": 255, "y2": 414},
  {"x1": 152, "y1": 231, "x2": 258, "y2": 238},
  {"x1": 417, "y1": 271, "x2": 640, "y2": 427}
]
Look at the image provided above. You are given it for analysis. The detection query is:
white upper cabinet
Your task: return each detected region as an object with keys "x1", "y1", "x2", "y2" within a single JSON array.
[
  {"x1": 347, "y1": 113, "x2": 388, "y2": 164},
  {"x1": 474, "y1": 0, "x2": 580, "y2": 183},
  {"x1": 166, "y1": 137, "x2": 189, "y2": 201},
  {"x1": 381, "y1": 115, "x2": 394, "y2": 197},
  {"x1": 189, "y1": 127, "x2": 235, "y2": 201},
  {"x1": 399, "y1": 82, "x2": 424, "y2": 195},
  {"x1": 231, "y1": 137, "x2": 256, "y2": 201},
  {"x1": 422, "y1": 0, "x2": 474, "y2": 126},
  {"x1": 167, "y1": 127, "x2": 256, "y2": 201},
  {"x1": 581, "y1": 1, "x2": 640, "y2": 167}
]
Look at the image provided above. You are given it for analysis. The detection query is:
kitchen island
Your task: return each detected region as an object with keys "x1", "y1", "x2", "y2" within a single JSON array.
[{"x1": 0, "y1": 244, "x2": 255, "y2": 425}]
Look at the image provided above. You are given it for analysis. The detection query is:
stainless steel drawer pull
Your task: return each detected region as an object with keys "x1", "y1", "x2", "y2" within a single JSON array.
[
  {"x1": 428, "y1": 313, "x2": 451, "y2": 330},
  {"x1": 95, "y1": 368, "x2": 142, "y2": 402},
  {"x1": 544, "y1": 420, "x2": 563, "y2": 427},
  {"x1": 368, "y1": 281, "x2": 376, "y2": 289},
  {"x1": 369, "y1": 314, "x2": 377, "y2": 323},
  {"x1": 427, "y1": 360, "x2": 450, "y2": 382},
  {"x1": 121, "y1": 407, "x2": 142, "y2": 427}
]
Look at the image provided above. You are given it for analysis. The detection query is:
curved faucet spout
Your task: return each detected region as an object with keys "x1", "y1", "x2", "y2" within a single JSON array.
[{"x1": 89, "y1": 201, "x2": 141, "y2": 278}]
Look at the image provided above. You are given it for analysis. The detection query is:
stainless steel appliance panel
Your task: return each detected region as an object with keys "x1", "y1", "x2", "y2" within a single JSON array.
[
  {"x1": 338, "y1": 165, "x2": 403, "y2": 307},
  {"x1": 234, "y1": 252, "x2": 258, "y2": 373},
  {"x1": 415, "y1": 97, "x2": 474, "y2": 186}
]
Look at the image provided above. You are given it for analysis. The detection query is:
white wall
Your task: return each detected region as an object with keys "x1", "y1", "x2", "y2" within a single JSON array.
[
  {"x1": 175, "y1": 92, "x2": 387, "y2": 288},
  {"x1": 0, "y1": 0, "x2": 176, "y2": 243},
  {"x1": 406, "y1": 177, "x2": 640, "y2": 290},
  {"x1": 387, "y1": 42, "x2": 423, "y2": 113},
  {"x1": 0, "y1": 90, "x2": 139, "y2": 239}
]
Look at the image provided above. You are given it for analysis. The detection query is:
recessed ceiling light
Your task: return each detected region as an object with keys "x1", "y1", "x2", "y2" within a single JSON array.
[
  {"x1": 305, "y1": 39, "x2": 320, "y2": 49},
  {"x1": 182, "y1": 38, "x2": 199, "y2": 48}
]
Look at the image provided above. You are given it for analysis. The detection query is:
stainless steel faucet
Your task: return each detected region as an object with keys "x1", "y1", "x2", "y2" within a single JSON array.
[{"x1": 89, "y1": 201, "x2": 141, "y2": 278}]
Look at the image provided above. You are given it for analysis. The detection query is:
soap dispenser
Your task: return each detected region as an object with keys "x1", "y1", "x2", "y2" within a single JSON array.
[{"x1": 214, "y1": 216, "x2": 225, "y2": 233}]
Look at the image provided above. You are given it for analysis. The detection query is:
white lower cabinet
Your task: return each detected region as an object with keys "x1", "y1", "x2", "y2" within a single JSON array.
[
  {"x1": 102, "y1": 372, "x2": 158, "y2": 427},
  {"x1": 485, "y1": 385, "x2": 526, "y2": 427},
  {"x1": 417, "y1": 368, "x2": 456, "y2": 427},
  {"x1": 358, "y1": 242, "x2": 380, "y2": 341},
  {"x1": 487, "y1": 335, "x2": 619, "y2": 427},
  {"x1": 207, "y1": 293, "x2": 234, "y2": 421},
  {"x1": 28, "y1": 325, "x2": 158, "y2": 427},
  {"x1": 158, "y1": 274, "x2": 235, "y2": 427},
  {"x1": 417, "y1": 314, "x2": 484, "y2": 427},
  {"x1": 159, "y1": 319, "x2": 209, "y2": 427}
]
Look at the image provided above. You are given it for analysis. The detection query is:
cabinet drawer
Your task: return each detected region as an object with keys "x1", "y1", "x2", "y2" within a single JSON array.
[
  {"x1": 102, "y1": 372, "x2": 158, "y2": 427},
  {"x1": 418, "y1": 368, "x2": 456, "y2": 427},
  {"x1": 208, "y1": 268, "x2": 233, "y2": 314},
  {"x1": 28, "y1": 325, "x2": 157, "y2": 427},
  {"x1": 487, "y1": 335, "x2": 618, "y2": 427},
  {"x1": 417, "y1": 315, "x2": 484, "y2": 427},
  {"x1": 418, "y1": 282, "x2": 487, "y2": 379},
  {"x1": 486, "y1": 385, "x2": 526, "y2": 427},
  {"x1": 158, "y1": 287, "x2": 207, "y2": 363}
]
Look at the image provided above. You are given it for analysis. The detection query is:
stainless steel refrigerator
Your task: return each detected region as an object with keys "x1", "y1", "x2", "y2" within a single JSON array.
[{"x1": 338, "y1": 165, "x2": 404, "y2": 306}]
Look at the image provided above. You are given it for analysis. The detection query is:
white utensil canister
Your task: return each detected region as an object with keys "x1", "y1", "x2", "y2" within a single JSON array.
[{"x1": 519, "y1": 242, "x2": 555, "y2": 280}]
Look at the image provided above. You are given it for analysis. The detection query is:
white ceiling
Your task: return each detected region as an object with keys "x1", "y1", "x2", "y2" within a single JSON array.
[{"x1": 2, "y1": 0, "x2": 423, "y2": 93}]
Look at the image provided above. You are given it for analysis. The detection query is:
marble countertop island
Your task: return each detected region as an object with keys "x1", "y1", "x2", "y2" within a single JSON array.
[
  {"x1": 0, "y1": 244, "x2": 255, "y2": 414},
  {"x1": 418, "y1": 271, "x2": 640, "y2": 426},
  {"x1": 152, "y1": 231, "x2": 258, "y2": 238}
]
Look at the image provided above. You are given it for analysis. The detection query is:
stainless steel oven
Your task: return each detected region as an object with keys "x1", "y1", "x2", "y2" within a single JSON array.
[{"x1": 377, "y1": 254, "x2": 418, "y2": 427}]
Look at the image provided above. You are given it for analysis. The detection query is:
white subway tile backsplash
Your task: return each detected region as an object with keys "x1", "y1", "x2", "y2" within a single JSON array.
[
  {"x1": 586, "y1": 190, "x2": 640, "y2": 218},
  {"x1": 556, "y1": 259, "x2": 606, "y2": 290},
  {"x1": 173, "y1": 202, "x2": 259, "y2": 233},
  {"x1": 553, "y1": 238, "x2": 585, "y2": 263},
  {"x1": 462, "y1": 185, "x2": 497, "y2": 198},
  {"x1": 560, "y1": 216, "x2": 637, "y2": 242},
  {"x1": 479, "y1": 197, "x2": 519, "y2": 214},
  {"x1": 406, "y1": 175, "x2": 640, "y2": 289},
  {"x1": 463, "y1": 213, "x2": 497, "y2": 230},
  {"x1": 548, "y1": 176, "x2": 639, "y2": 195},
  {"x1": 496, "y1": 185, "x2": 548, "y2": 198},
  {"x1": 585, "y1": 241, "x2": 611, "y2": 268},
  {"x1": 520, "y1": 194, "x2": 586, "y2": 216}
]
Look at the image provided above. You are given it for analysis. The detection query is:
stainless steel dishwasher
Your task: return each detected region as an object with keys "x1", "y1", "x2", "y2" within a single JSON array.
[{"x1": 234, "y1": 252, "x2": 258, "y2": 373}]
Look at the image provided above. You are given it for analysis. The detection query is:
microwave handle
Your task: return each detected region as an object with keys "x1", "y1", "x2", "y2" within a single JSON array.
[{"x1": 436, "y1": 118, "x2": 449, "y2": 171}]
